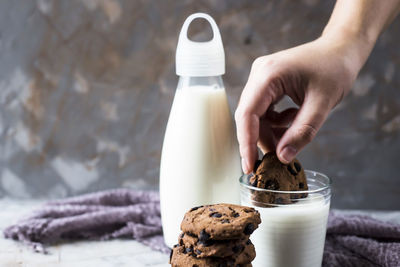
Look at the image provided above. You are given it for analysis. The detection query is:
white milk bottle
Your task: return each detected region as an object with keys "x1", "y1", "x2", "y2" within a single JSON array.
[{"x1": 160, "y1": 13, "x2": 242, "y2": 248}]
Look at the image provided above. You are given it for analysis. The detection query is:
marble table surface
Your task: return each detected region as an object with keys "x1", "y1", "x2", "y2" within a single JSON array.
[{"x1": 0, "y1": 198, "x2": 399, "y2": 267}]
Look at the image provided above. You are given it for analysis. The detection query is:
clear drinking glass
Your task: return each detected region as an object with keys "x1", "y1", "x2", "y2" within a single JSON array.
[{"x1": 240, "y1": 170, "x2": 331, "y2": 267}]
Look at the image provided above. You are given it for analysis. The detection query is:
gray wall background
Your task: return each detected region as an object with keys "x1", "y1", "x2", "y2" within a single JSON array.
[{"x1": 0, "y1": 0, "x2": 399, "y2": 210}]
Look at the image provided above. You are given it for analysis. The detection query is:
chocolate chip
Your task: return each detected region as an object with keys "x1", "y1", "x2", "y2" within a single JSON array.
[
  {"x1": 193, "y1": 265, "x2": 199, "y2": 267},
  {"x1": 265, "y1": 179, "x2": 279, "y2": 190},
  {"x1": 199, "y1": 229, "x2": 210, "y2": 242},
  {"x1": 250, "y1": 176, "x2": 258, "y2": 187},
  {"x1": 198, "y1": 239, "x2": 214, "y2": 247},
  {"x1": 190, "y1": 206, "x2": 203, "y2": 212},
  {"x1": 243, "y1": 208, "x2": 253, "y2": 213},
  {"x1": 232, "y1": 244, "x2": 244, "y2": 253},
  {"x1": 180, "y1": 233, "x2": 185, "y2": 239},
  {"x1": 173, "y1": 244, "x2": 178, "y2": 248},
  {"x1": 185, "y1": 247, "x2": 193, "y2": 254},
  {"x1": 195, "y1": 249, "x2": 202, "y2": 255},
  {"x1": 253, "y1": 159, "x2": 262, "y2": 172},
  {"x1": 275, "y1": 197, "x2": 284, "y2": 204},
  {"x1": 232, "y1": 212, "x2": 240, "y2": 218},
  {"x1": 246, "y1": 239, "x2": 252, "y2": 245},
  {"x1": 209, "y1": 212, "x2": 222, "y2": 218},
  {"x1": 209, "y1": 208, "x2": 216, "y2": 212},
  {"x1": 299, "y1": 182, "x2": 304, "y2": 189},
  {"x1": 221, "y1": 219, "x2": 230, "y2": 223},
  {"x1": 187, "y1": 232, "x2": 197, "y2": 237},
  {"x1": 294, "y1": 162, "x2": 302, "y2": 172},
  {"x1": 243, "y1": 223, "x2": 255, "y2": 235},
  {"x1": 287, "y1": 164, "x2": 297, "y2": 175}
]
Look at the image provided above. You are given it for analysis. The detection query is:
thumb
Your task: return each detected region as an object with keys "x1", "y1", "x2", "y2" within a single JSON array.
[{"x1": 276, "y1": 95, "x2": 330, "y2": 164}]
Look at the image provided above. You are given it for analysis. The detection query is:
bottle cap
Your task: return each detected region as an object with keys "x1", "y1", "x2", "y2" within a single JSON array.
[{"x1": 176, "y1": 13, "x2": 225, "y2": 77}]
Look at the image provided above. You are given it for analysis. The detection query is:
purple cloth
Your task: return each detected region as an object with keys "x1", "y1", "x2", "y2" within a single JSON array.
[
  {"x1": 323, "y1": 211, "x2": 400, "y2": 267},
  {"x1": 3, "y1": 189, "x2": 170, "y2": 254},
  {"x1": 3, "y1": 189, "x2": 400, "y2": 266}
]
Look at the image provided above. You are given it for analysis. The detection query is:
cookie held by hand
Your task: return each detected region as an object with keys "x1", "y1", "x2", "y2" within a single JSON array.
[{"x1": 248, "y1": 152, "x2": 308, "y2": 206}]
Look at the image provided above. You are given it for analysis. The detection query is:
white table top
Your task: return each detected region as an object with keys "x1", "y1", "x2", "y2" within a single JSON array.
[{"x1": 0, "y1": 198, "x2": 399, "y2": 267}]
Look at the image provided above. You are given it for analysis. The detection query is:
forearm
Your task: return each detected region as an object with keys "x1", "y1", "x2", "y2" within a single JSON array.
[{"x1": 321, "y1": 0, "x2": 400, "y2": 73}]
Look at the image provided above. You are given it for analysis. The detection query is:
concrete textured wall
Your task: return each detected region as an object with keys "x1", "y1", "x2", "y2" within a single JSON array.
[{"x1": 0, "y1": 0, "x2": 399, "y2": 209}]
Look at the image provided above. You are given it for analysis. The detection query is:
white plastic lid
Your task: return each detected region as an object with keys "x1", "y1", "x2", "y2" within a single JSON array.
[{"x1": 176, "y1": 13, "x2": 225, "y2": 77}]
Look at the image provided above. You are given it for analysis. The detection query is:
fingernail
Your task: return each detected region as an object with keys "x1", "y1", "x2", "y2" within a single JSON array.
[
  {"x1": 280, "y1": 146, "x2": 297, "y2": 163},
  {"x1": 241, "y1": 158, "x2": 249, "y2": 174}
]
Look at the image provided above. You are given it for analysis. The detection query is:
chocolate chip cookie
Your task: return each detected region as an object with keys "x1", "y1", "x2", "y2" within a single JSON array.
[
  {"x1": 179, "y1": 232, "x2": 249, "y2": 258},
  {"x1": 233, "y1": 239, "x2": 256, "y2": 264},
  {"x1": 170, "y1": 244, "x2": 253, "y2": 267},
  {"x1": 248, "y1": 152, "x2": 308, "y2": 206},
  {"x1": 180, "y1": 204, "x2": 261, "y2": 240}
]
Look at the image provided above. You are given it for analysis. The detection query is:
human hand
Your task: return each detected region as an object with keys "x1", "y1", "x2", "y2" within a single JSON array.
[{"x1": 235, "y1": 36, "x2": 363, "y2": 174}]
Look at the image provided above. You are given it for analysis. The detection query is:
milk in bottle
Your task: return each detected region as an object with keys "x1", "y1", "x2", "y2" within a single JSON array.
[{"x1": 160, "y1": 13, "x2": 242, "y2": 248}]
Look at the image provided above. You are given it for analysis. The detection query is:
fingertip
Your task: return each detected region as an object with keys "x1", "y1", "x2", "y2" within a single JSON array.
[
  {"x1": 278, "y1": 145, "x2": 297, "y2": 164},
  {"x1": 241, "y1": 158, "x2": 250, "y2": 174}
]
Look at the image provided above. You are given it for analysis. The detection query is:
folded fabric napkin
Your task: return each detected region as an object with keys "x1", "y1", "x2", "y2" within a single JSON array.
[
  {"x1": 323, "y1": 211, "x2": 400, "y2": 267},
  {"x1": 3, "y1": 189, "x2": 169, "y2": 254},
  {"x1": 3, "y1": 189, "x2": 400, "y2": 266}
]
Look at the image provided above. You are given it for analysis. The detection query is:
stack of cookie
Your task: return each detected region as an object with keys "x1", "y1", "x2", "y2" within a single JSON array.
[{"x1": 170, "y1": 203, "x2": 261, "y2": 267}]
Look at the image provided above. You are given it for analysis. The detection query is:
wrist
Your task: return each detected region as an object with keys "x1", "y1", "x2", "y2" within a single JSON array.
[{"x1": 319, "y1": 26, "x2": 375, "y2": 77}]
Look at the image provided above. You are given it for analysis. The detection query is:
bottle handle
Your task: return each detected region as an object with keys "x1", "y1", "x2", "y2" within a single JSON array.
[
  {"x1": 176, "y1": 13, "x2": 225, "y2": 77},
  {"x1": 178, "y1": 13, "x2": 222, "y2": 45}
]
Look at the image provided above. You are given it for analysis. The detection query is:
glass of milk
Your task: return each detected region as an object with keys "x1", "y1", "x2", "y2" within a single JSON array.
[{"x1": 240, "y1": 170, "x2": 331, "y2": 267}]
